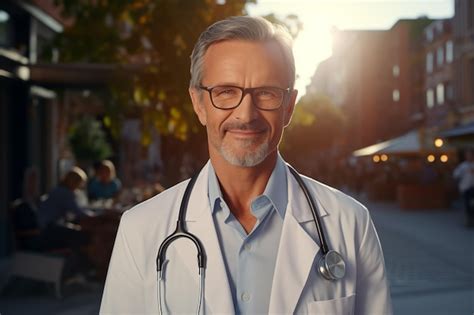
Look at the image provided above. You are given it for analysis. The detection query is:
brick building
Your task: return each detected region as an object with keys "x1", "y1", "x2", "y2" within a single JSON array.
[
  {"x1": 423, "y1": 19, "x2": 455, "y2": 129},
  {"x1": 452, "y1": 0, "x2": 474, "y2": 123},
  {"x1": 307, "y1": 18, "x2": 432, "y2": 152}
]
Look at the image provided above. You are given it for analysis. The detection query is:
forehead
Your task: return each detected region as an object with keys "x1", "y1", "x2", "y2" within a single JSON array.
[{"x1": 202, "y1": 39, "x2": 289, "y2": 86}]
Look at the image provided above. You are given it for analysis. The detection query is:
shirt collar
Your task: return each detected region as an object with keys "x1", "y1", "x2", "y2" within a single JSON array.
[{"x1": 207, "y1": 154, "x2": 288, "y2": 219}]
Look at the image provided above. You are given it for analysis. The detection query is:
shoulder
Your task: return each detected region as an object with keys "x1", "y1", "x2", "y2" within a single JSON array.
[
  {"x1": 50, "y1": 186, "x2": 74, "y2": 199},
  {"x1": 112, "y1": 178, "x2": 122, "y2": 188},
  {"x1": 118, "y1": 179, "x2": 191, "y2": 232},
  {"x1": 301, "y1": 175, "x2": 370, "y2": 223},
  {"x1": 454, "y1": 162, "x2": 468, "y2": 174},
  {"x1": 88, "y1": 178, "x2": 99, "y2": 186}
]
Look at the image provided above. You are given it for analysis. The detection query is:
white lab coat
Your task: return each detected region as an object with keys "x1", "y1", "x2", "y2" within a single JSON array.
[{"x1": 100, "y1": 161, "x2": 392, "y2": 314}]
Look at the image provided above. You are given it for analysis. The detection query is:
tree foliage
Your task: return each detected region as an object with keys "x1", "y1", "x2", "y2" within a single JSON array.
[
  {"x1": 53, "y1": 0, "x2": 254, "y2": 141},
  {"x1": 281, "y1": 93, "x2": 347, "y2": 172},
  {"x1": 68, "y1": 116, "x2": 112, "y2": 162}
]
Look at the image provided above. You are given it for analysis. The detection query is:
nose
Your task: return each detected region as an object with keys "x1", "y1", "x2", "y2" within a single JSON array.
[{"x1": 233, "y1": 93, "x2": 259, "y2": 122}]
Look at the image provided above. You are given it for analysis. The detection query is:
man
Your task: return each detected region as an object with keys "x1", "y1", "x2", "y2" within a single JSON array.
[
  {"x1": 453, "y1": 149, "x2": 474, "y2": 227},
  {"x1": 101, "y1": 16, "x2": 392, "y2": 314}
]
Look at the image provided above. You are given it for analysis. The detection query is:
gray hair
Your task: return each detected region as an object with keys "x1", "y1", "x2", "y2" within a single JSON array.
[{"x1": 189, "y1": 16, "x2": 295, "y2": 89}]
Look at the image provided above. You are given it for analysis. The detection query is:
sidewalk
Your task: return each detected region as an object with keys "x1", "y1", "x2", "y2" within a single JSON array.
[
  {"x1": 361, "y1": 196, "x2": 474, "y2": 315},
  {"x1": 0, "y1": 261, "x2": 103, "y2": 315}
]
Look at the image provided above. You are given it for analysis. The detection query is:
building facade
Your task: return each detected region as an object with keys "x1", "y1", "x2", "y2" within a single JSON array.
[
  {"x1": 453, "y1": 0, "x2": 474, "y2": 123},
  {"x1": 0, "y1": 0, "x2": 63, "y2": 257},
  {"x1": 307, "y1": 18, "x2": 432, "y2": 151},
  {"x1": 423, "y1": 19, "x2": 456, "y2": 129}
]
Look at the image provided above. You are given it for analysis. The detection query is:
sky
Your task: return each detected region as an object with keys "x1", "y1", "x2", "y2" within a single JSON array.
[{"x1": 247, "y1": 0, "x2": 454, "y2": 97}]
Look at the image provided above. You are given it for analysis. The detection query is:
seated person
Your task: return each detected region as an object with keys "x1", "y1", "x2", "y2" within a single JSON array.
[
  {"x1": 88, "y1": 160, "x2": 122, "y2": 201},
  {"x1": 36, "y1": 167, "x2": 92, "y2": 251}
]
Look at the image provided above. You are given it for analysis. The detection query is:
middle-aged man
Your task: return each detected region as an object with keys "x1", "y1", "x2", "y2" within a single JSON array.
[{"x1": 100, "y1": 16, "x2": 392, "y2": 314}]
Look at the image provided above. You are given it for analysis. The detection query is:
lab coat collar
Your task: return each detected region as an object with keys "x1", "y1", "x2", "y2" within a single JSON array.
[
  {"x1": 177, "y1": 161, "x2": 235, "y2": 314},
  {"x1": 268, "y1": 166, "x2": 324, "y2": 313},
  {"x1": 284, "y1": 163, "x2": 329, "y2": 223},
  {"x1": 185, "y1": 161, "x2": 212, "y2": 221},
  {"x1": 186, "y1": 160, "x2": 330, "y2": 222}
]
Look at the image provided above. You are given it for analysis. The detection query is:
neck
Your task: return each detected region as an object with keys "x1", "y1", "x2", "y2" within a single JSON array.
[{"x1": 210, "y1": 150, "x2": 278, "y2": 232}]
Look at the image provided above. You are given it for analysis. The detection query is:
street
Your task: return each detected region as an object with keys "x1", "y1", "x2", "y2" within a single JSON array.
[
  {"x1": 366, "y1": 198, "x2": 473, "y2": 315},
  {"x1": 1, "y1": 197, "x2": 473, "y2": 315}
]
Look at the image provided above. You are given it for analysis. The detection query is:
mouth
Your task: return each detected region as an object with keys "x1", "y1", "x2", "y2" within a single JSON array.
[
  {"x1": 225, "y1": 128, "x2": 267, "y2": 140},
  {"x1": 227, "y1": 128, "x2": 264, "y2": 135}
]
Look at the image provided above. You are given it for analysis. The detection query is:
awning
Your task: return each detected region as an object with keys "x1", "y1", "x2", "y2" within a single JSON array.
[
  {"x1": 353, "y1": 130, "x2": 453, "y2": 157},
  {"x1": 27, "y1": 63, "x2": 147, "y2": 87},
  {"x1": 439, "y1": 122, "x2": 474, "y2": 138}
]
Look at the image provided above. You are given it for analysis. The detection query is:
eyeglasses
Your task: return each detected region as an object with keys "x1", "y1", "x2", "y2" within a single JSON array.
[{"x1": 199, "y1": 85, "x2": 291, "y2": 111}]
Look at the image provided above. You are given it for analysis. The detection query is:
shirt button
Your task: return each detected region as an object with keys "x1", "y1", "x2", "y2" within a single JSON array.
[
  {"x1": 244, "y1": 244, "x2": 251, "y2": 251},
  {"x1": 241, "y1": 292, "x2": 251, "y2": 302}
]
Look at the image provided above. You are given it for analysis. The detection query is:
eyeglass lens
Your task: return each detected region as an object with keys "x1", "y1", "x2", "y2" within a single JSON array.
[{"x1": 210, "y1": 86, "x2": 285, "y2": 110}]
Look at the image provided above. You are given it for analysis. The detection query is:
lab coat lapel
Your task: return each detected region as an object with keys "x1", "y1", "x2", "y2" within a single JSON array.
[
  {"x1": 175, "y1": 162, "x2": 234, "y2": 314},
  {"x1": 268, "y1": 167, "x2": 322, "y2": 314}
]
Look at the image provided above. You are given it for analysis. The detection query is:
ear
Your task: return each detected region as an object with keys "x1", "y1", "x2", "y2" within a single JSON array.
[
  {"x1": 283, "y1": 89, "x2": 298, "y2": 127},
  {"x1": 189, "y1": 87, "x2": 207, "y2": 126}
]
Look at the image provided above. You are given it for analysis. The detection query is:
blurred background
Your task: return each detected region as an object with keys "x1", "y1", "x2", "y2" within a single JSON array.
[{"x1": 0, "y1": 0, "x2": 472, "y2": 314}]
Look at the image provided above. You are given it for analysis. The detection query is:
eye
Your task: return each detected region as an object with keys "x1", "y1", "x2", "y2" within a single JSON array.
[
  {"x1": 213, "y1": 86, "x2": 239, "y2": 98},
  {"x1": 255, "y1": 88, "x2": 280, "y2": 99}
]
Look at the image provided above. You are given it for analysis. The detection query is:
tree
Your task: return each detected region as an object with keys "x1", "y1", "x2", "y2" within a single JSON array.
[
  {"x1": 68, "y1": 116, "x2": 112, "y2": 163},
  {"x1": 281, "y1": 93, "x2": 347, "y2": 177}
]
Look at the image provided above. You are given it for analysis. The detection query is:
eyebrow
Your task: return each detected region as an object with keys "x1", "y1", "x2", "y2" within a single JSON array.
[{"x1": 202, "y1": 82, "x2": 288, "y2": 88}]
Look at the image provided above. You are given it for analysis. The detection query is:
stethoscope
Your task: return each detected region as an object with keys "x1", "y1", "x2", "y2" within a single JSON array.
[{"x1": 156, "y1": 164, "x2": 346, "y2": 314}]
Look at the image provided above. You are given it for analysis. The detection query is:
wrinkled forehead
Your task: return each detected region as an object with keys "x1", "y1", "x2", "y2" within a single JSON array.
[{"x1": 202, "y1": 39, "x2": 291, "y2": 86}]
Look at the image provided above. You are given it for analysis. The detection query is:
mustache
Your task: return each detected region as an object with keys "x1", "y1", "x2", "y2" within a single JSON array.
[{"x1": 223, "y1": 121, "x2": 267, "y2": 132}]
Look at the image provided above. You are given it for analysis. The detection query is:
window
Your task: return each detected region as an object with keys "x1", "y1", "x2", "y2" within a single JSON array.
[
  {"x1": 426, "y1": 28, "x2": 433, "y2": 42},
  {"x1": 436, "y1": 83, "x2": 445, "y2": 105},
  {"x1": 426, "y1": 89, "x2": 434, "y2": 108},
  {"x1": 446, "y1": 40, "x2": 453, "y2": 63},
  {"x1": 469, "y1": 0, "x2": 473, "y2": 30},
  {"x1": 0, "y1": 10, "x2": 10, "y2": 46},
  {"x1": 392, "y1": 65, "x2": 400, "y2": 77},
  {"x1": 446, "y1": 82, "x2": 454, "y2": 101},
  {"x1": 436, "y1": 21, "x2": 443, "y2": 34},
  {"x1": 392, "y1": 89, "x2": 400, "y2": 102},
  {"x1": 426, "y1": 52, "x2": 433, "y2": 73},
  {"x1": 437, "y1": 46, "x2": 444, "y2": 67},
  {"x1": 470, "y1": 58, "x2": 474, "y2": 103}
]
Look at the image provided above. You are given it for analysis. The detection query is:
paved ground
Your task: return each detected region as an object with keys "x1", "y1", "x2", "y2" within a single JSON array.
[
  {"x1": 365, "y1": 198, "x2": 474, "y2": 315},
  {"x1": 1, "y1": 197, "x2": 473, "y2": 314}
]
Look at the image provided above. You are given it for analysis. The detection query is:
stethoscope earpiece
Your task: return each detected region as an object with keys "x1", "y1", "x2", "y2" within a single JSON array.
[{"x1": 318, "y1": 250, "x2": 346, "y2": 281}]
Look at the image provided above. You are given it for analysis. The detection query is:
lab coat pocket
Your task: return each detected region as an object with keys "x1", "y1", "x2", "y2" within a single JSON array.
[{"x1": 307, "y1": 294, "x2": 355, "y2": 315}]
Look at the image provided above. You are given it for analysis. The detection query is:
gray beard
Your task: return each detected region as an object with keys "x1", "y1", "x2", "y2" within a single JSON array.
[{"x1": 218, "y1": 139, "x2": 269, "y2": 168}]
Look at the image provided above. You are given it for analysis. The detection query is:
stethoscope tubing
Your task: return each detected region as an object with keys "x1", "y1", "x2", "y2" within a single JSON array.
[
  {"x1": 156, "y1": 164, "x2": 345, "y2": 314},
  {"x1": 156, "y1": 173, "x2": 206, "y2": 274},
  {"x1": 286, "y1": 164, "x2": 330, "y2": 254}
]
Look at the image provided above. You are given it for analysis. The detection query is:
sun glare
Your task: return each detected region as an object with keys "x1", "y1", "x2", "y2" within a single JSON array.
[
  {"x1": 293, "y1": 20, "x2": 332, "y2": 96},
  {"x1": 247, "y1": 0, "x2": 454, "y2": 99}
]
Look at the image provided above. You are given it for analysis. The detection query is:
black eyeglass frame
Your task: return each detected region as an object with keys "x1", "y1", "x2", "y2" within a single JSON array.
[{"x1": 199, "y1": 85, "x2": 292, "y2": 111}]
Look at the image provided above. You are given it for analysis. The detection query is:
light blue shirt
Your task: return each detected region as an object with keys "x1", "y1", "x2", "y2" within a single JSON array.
[{"x1": 208, "y1": 156, "x2": 288, "y2": 314}]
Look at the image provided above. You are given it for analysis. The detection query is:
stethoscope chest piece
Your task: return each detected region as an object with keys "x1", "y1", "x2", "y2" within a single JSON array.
[{"x1": 318, "y1": 250, "x2": 346, "y2": 281}]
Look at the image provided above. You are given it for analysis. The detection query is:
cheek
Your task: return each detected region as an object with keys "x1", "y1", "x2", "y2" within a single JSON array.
[
  {"x1": 207, "y1": 111, "x2": 228, "y2": 135},
  {"x1": 267, "y1": 114, "x2": 285, "y2": 134}
]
